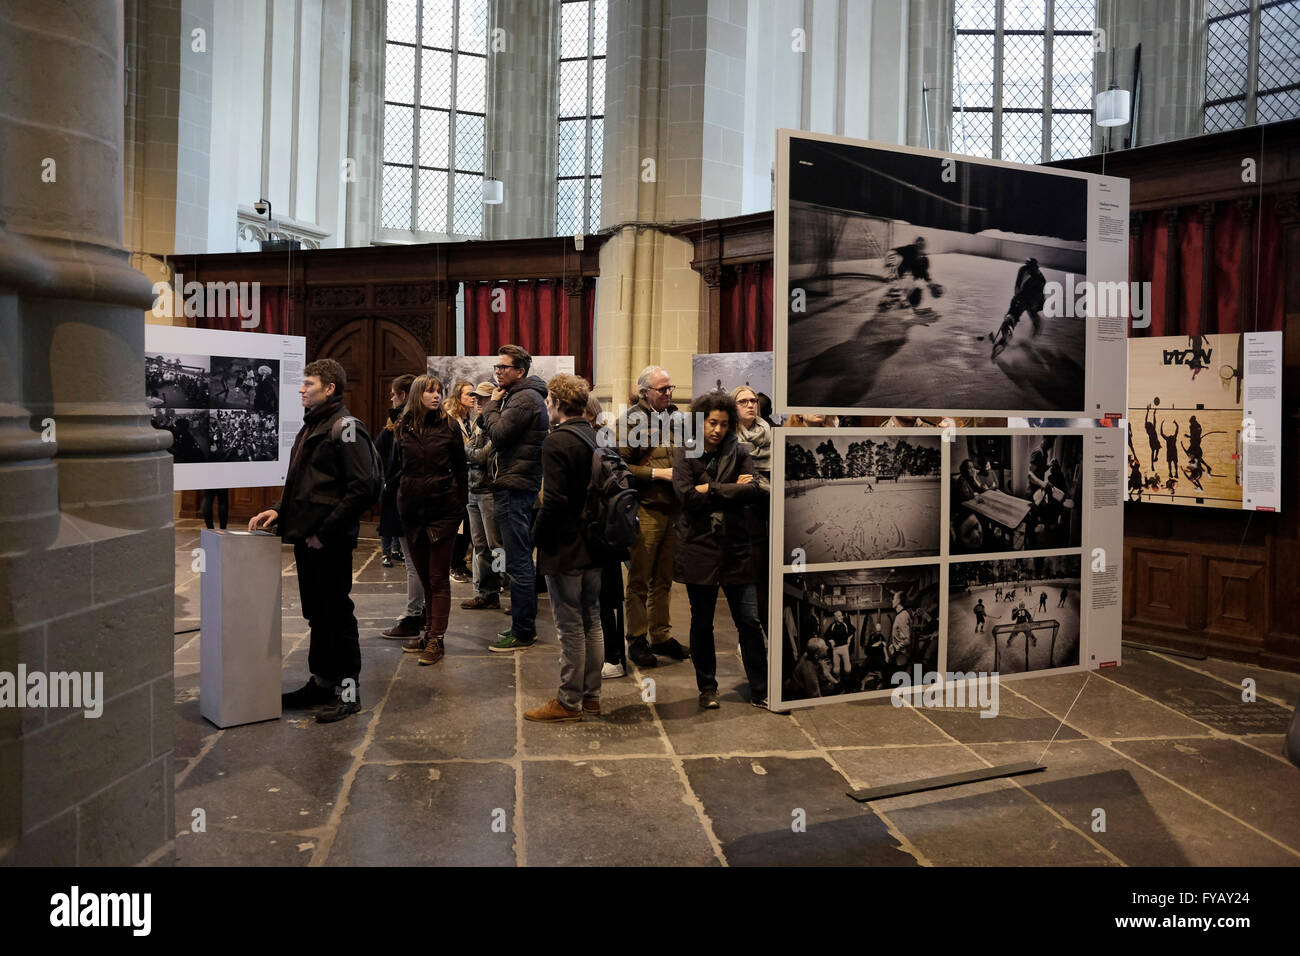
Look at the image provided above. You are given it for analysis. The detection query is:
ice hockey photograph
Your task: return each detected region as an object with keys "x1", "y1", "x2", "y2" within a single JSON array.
[
  {"x1": 950, "y1": 433, "x2": 1083, "y2": 554},
  {"x1": 780, "y1": 133, "x2": 1089, "y2": 414},
  {"x1": 947, "y1": 554, "x2": 1081, "y2": 675},
  {"x1": 779, "y1": 565, "x2": 940, "y2": 703},
  {"x1": 783, "y1": 432, "x2": 942, "y2": 565}
]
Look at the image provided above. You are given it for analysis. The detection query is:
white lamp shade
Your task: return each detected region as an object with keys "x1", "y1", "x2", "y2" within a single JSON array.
[
  {"x1": 482, "y1": 179, "x2": 504, "y2": 204},
  {"x1": 1095, "y1": 87, "x2": 1131, "y2": 127}
]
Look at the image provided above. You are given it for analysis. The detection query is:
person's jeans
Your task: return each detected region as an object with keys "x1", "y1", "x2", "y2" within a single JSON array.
[
  {"x1": 494, "y1": 488, "x2": 538, "y2": 639},
  {"x1": 201, "y1": 488, "x2": 229, "y2": 530},
  {"x1": 406, "y1": 528, "x2": 456, "y2": 635},
  {"x1": 466, "y1": 490, "x2": 501, "y2": 598},
  {"x1": 294, "y1": 542, "x2": 361, "y2": 685},
  {"x1": 685, "y1": 582, "x2": 767, "y2": 700},
  {"x1": 381, "y1": 534, "x2": 403, "y2": 556},
  {"x1": 546, "y1": 569, "x2": 604, "y2": 711},
  {"x1": 626, "y1": 505, "x2": 676, "y2": 644},
  {"x1": 404, "y1": 558, "x2": 425, "y2": 619}
]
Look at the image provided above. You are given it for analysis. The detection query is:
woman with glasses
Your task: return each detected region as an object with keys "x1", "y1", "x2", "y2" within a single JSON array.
[{"x1": 732, "y1": 386, "x2": 772, "y2": 644}]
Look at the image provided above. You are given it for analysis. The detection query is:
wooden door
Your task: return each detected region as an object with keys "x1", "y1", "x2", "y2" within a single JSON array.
[{"x1": 372, "y1": 319, "x2": 429, "y2": 433}]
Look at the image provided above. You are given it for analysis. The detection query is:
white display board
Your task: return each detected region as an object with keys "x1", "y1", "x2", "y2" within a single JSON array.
[
  {"x1": 774, "y1": 129, "x2": 1130, "y2": 418},
  {"x1": 1126, "y1": 331, "x2": 1283, "y2": 511},
  {"x1": 145, "y1": 326, "x2": 306, "y2": 491},
  {"x1": 768, "y1": 426, "x2": 1125, "y2": 712},
  {"x1": 691, "y1": 352, "x2": 773, "y2": 402},
  {"x1": 426, "y1": 354, "x2": 575, "y2": 388}
]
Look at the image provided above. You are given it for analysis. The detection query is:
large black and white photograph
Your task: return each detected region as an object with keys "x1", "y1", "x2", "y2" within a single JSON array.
[
  {"x1": 209, "y1": 409, "x2": 279, "y2": 462},
  {"x1": 778, "y1": 565, "x2": 940, "y2": 703},
  {"x1": 691, "y1": 351, "x2": 773, "y2": 404},
  {"x1": 209, "y1": 355, "x2": 280, "y2": 413},
  {"x1": 784, "y1": 433, "x2": 941, "y2": 565},
  {"x1": 779, "y1": 133, "x2": 1095, "y2": 415},
  {"x1": 151, "y1": 408, "x2": 211, "y2": 464},
  {"x1": 947, "y1": 555, "x2": 1081, "y2": 675},
  {"x1": 950, "y1": 433, "x2": 1083, "y2": 554},
  {"x1": 427, "y1": 354, "x2": 575, "y2": 390},
  {"x1": 146, "y1": 353, "x2": 210, "y2": 409}
]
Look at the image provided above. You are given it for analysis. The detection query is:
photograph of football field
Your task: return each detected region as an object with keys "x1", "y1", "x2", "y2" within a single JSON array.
[
  {"x1": 947, "y1": 555, "x2": 1081, "y2": 675},
  {"x1": 780, "y1": 135, "x2": 1089, "y2": 415},
  {"x1": 1127, "y1": 333, "x2": 1244, "y2": 508},
  {"x1": 783, "y1": 433, "x2": 942, "y2": 565}
]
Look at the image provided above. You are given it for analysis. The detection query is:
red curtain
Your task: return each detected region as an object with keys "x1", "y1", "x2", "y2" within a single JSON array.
[
  {"x1": 1131, "y1": 197, "x2": 1285, "y2": 338},
  {"x1": 720, "y1": 262, "x2": 774, "y2": 352},
  {"x1": 192, "y1": 285, "x2": 290, "y2": 335},
  {"x1": 463, "y1": 277, "x2": 595, "y2": 382}
]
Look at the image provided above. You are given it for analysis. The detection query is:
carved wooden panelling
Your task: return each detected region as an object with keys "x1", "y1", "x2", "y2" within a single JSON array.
[
  {"x1": 1131, "y1": 548, "x2": 1189, "y2": 628},
  {"x1": 308, "y1": 286, "x2": 367, "y2": 310},
  {"x1": 1205, "y1": 558, "x2": 1266, "y2": 642},
  {"x1": 375, "y1": 284, "x2": 437, "y2": 308}
]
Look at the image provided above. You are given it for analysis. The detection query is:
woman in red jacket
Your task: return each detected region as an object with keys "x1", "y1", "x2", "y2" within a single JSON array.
[{"x1": 395, "y1": 374, "x2": 468, "y2": 666}]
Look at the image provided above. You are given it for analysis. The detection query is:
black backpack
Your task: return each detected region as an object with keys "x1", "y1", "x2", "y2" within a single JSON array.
[
  {"x1": 331, "y1": 415, "x2": 384, "y2": 510},
  {"x1": 574, "y1": 427, "x2": 640, "y2": 561}
]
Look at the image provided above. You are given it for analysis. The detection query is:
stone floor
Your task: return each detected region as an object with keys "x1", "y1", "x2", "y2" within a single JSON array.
[{"x1": 170, "y1": 521, "x2": 1300, "y2": 866}]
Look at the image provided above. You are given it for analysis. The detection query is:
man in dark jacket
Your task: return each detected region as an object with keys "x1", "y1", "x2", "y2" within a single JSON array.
[
  {"x1": 480, "y1": 344, "x2": 548, "y2": 651},
  {"x1": 524, "y1": 374, "x2": 604, "y2": 722},
  {"x1": 249, "y1": 358, "x2": 375, "y2": 723}
]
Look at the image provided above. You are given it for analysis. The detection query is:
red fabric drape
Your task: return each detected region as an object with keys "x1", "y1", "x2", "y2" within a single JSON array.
[
  {"x1": 1131, "y1": 197, "x2": 1285, "y2": 338},
  {"x1": 193, "y1": 285, "x2": 289, "y2": 334},
  {"x1": 462, "y1": 277, "x2": 595, "y2": 383},
  {"x1": 719, "y1": 262, "x2": 774, "y2": 352}
]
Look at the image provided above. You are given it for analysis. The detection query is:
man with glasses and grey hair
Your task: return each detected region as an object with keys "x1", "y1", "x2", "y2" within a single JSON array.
[{"x1": 617, "y1": 365, "x2": 690, "y2": 668}]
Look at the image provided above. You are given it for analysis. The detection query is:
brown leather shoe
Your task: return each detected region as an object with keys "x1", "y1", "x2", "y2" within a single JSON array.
[
  {"x1": 582, "y1": 698, "x2": 601, "y2": 716},
  {"x1": 417, "y1": 634, "x2": 445, "y2": 666},
  {"x1": 402, "y1": 629, "x2": 429, "y2": 653},
  {"x1": 383, "y1": 616, "x2": 423, "y2": 639},
  {"x1": 524, "y1": 698, "x2": 583, "y2": 722},
  {"x1": 460, "y1": 593, "x2": 500, "y2": 610}
]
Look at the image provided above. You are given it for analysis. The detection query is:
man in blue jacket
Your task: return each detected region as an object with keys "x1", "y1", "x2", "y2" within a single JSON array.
[{"x1": 480, "y1": 344, "x2": 549, "y2": 651}]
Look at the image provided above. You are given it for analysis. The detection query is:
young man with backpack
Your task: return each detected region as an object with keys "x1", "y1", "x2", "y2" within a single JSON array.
[
  {"x1": 524, "y1": 374, "x2": 626, "y2": 722},
  {"x1": 249, "y1": 358, "x2": 383, "y2": 723}
]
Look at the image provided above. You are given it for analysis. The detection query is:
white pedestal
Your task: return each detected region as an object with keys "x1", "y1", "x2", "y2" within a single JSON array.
[{"x1": 200, "y1": 529, "x2": 283, "y2": 727}]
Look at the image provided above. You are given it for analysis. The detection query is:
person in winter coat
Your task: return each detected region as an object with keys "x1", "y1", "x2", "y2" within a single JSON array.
[
  {"x1": 523, "y1": 374, "x2": 605, "y2": 722},
  {"x1": 394, "y1": 374, "x2": 469, "y2": 666},
  {"x1": 479, "y1": 345, "x2": 549, "y2": 651},
  {"x1": 732, "y1": 384, "x2": 772, "y2": 642},
  {"x1": 672, "y1": 391, "x2": 769, "y2": 709},
  {"x1": 461, "y1": 380, "x2": 503, "y2": 610},
  {"x1": 376, "y1": 374, "x2": 414, "y2": 568},
  {"x1": 249, "y1": 358, "x2": 375, "y2": 723},
  {"x1": 443, "y1": 380, "x2": 476, "y2": 583}
]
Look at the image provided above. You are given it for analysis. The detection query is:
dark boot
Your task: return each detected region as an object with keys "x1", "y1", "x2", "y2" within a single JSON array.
[
  {"x1": 403, "y1": 627, "x2": 430, "y2": 653},
  {"x1": 316, "y1": 682, "x2": 361, "y2": 723},
  {"x1": 418, "y1": 633, "x2": 445, "y2": 666},
  {"x1": 282, "y1": 677, "x2": 335, "y2": 710},
  {"x1": 383, "y1": 615, "x2": 423, "y2": 639}
]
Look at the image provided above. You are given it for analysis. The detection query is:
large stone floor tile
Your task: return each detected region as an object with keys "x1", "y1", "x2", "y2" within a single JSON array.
[
  {"x1": 1006, "y1": 671, "x2": 1210, "y2": 740},
  {"x1": 793, "y1": 698, "x2": 952, "y2": 749}
]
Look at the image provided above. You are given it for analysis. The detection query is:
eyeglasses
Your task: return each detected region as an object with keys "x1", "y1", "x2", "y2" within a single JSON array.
[
  {"x1": 736, "y1": 398, "x2": 759, "y2": 406},
  {"x1": 493, "y1": 364, "x2": 516, "y2": 372},
  {"x1": 646, "y1": 384, "x2": 674, "y2": 394}
]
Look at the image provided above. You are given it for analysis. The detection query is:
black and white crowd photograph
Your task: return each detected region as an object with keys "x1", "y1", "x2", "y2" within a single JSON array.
[
  {"x1": 151, "y1": 407, "x2": 211, "y2": 463},
  {"x1": 209, "y1": 355, "x2": 280, "y2": 413},
  {"x1": 950, "y1": 433, "x2": 1083, "y2": 554},
  {"x1": 146, "y1": 353, "x2": 210, "y2": 409},
  {"x1": 780, "y1": 565, "x2": 939, "y2": 702},
  {"x1": 209, "y1": 409, "x2": 280, "y2": 462},
  {"x1": 781, "y1": 133, "x2": 1089, "y2": 414},
  {"x1": 947, "y1": 555, "x2": 1081, "y2": 675},
  {"x1": 784, "y1": 433, "x2": 941, "y2": 564},
  {"x1": 691, "y1": 351, "x2": 773, "y2": 404}
]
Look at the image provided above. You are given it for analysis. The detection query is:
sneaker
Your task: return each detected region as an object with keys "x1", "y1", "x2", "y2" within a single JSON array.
[
  {"x1": 450, "y1": 567, "x2": 472, "y2": 584},
  {"x1": 381, "y1": 554, "x2": 392, "y2": 568},
  {"x1": 650, "y1": 637, "x2": 690, "y2": 661},
  {"x1": 582, "y1": 698, "x2": 601, "y2": 716},
  {"x1": 382, "y1": 616, "x2": 423, "y2": 639},
  {"x1": 601, "y1": 661, "x2": 625, "y2": 679},
  {"x1": 403, "y1": 631, "x2": 429, "y2": 653},
  {"x1": 393, "y1": 551, "x2": 405, "y2": 563},
  {"x1": 490, "y1": 631, "x2": 535, "y2": 652},
  {"x1": 750, "y1": 696, "x2": 769, "y2": 709},
  {"x1": 524, "y1": 698, "x2": 582, "y2": 722},
  {"x1": 627, "y1": 637, "x2": 657, "y2": 668},
  {"x1": 282, "y1": 679, "x2": 336, "y2": 710},
  {"x1": 418, "y1": 634, "x2": 445, "y2": 666},
  {"x1": 316, "y1": 694, "x2": 362, "y2": 723},
  {"x1": 699, "y1": 690, "x2": 720, "y2": 709},
  {"x1": 460, "y1": 593, "x2": 500, "y2": 610}
]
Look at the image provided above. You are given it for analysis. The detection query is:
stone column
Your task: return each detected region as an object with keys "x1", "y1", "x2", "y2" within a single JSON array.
[{"x1": 0, "y1": 0, "x2": 175, "y2": 865}]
